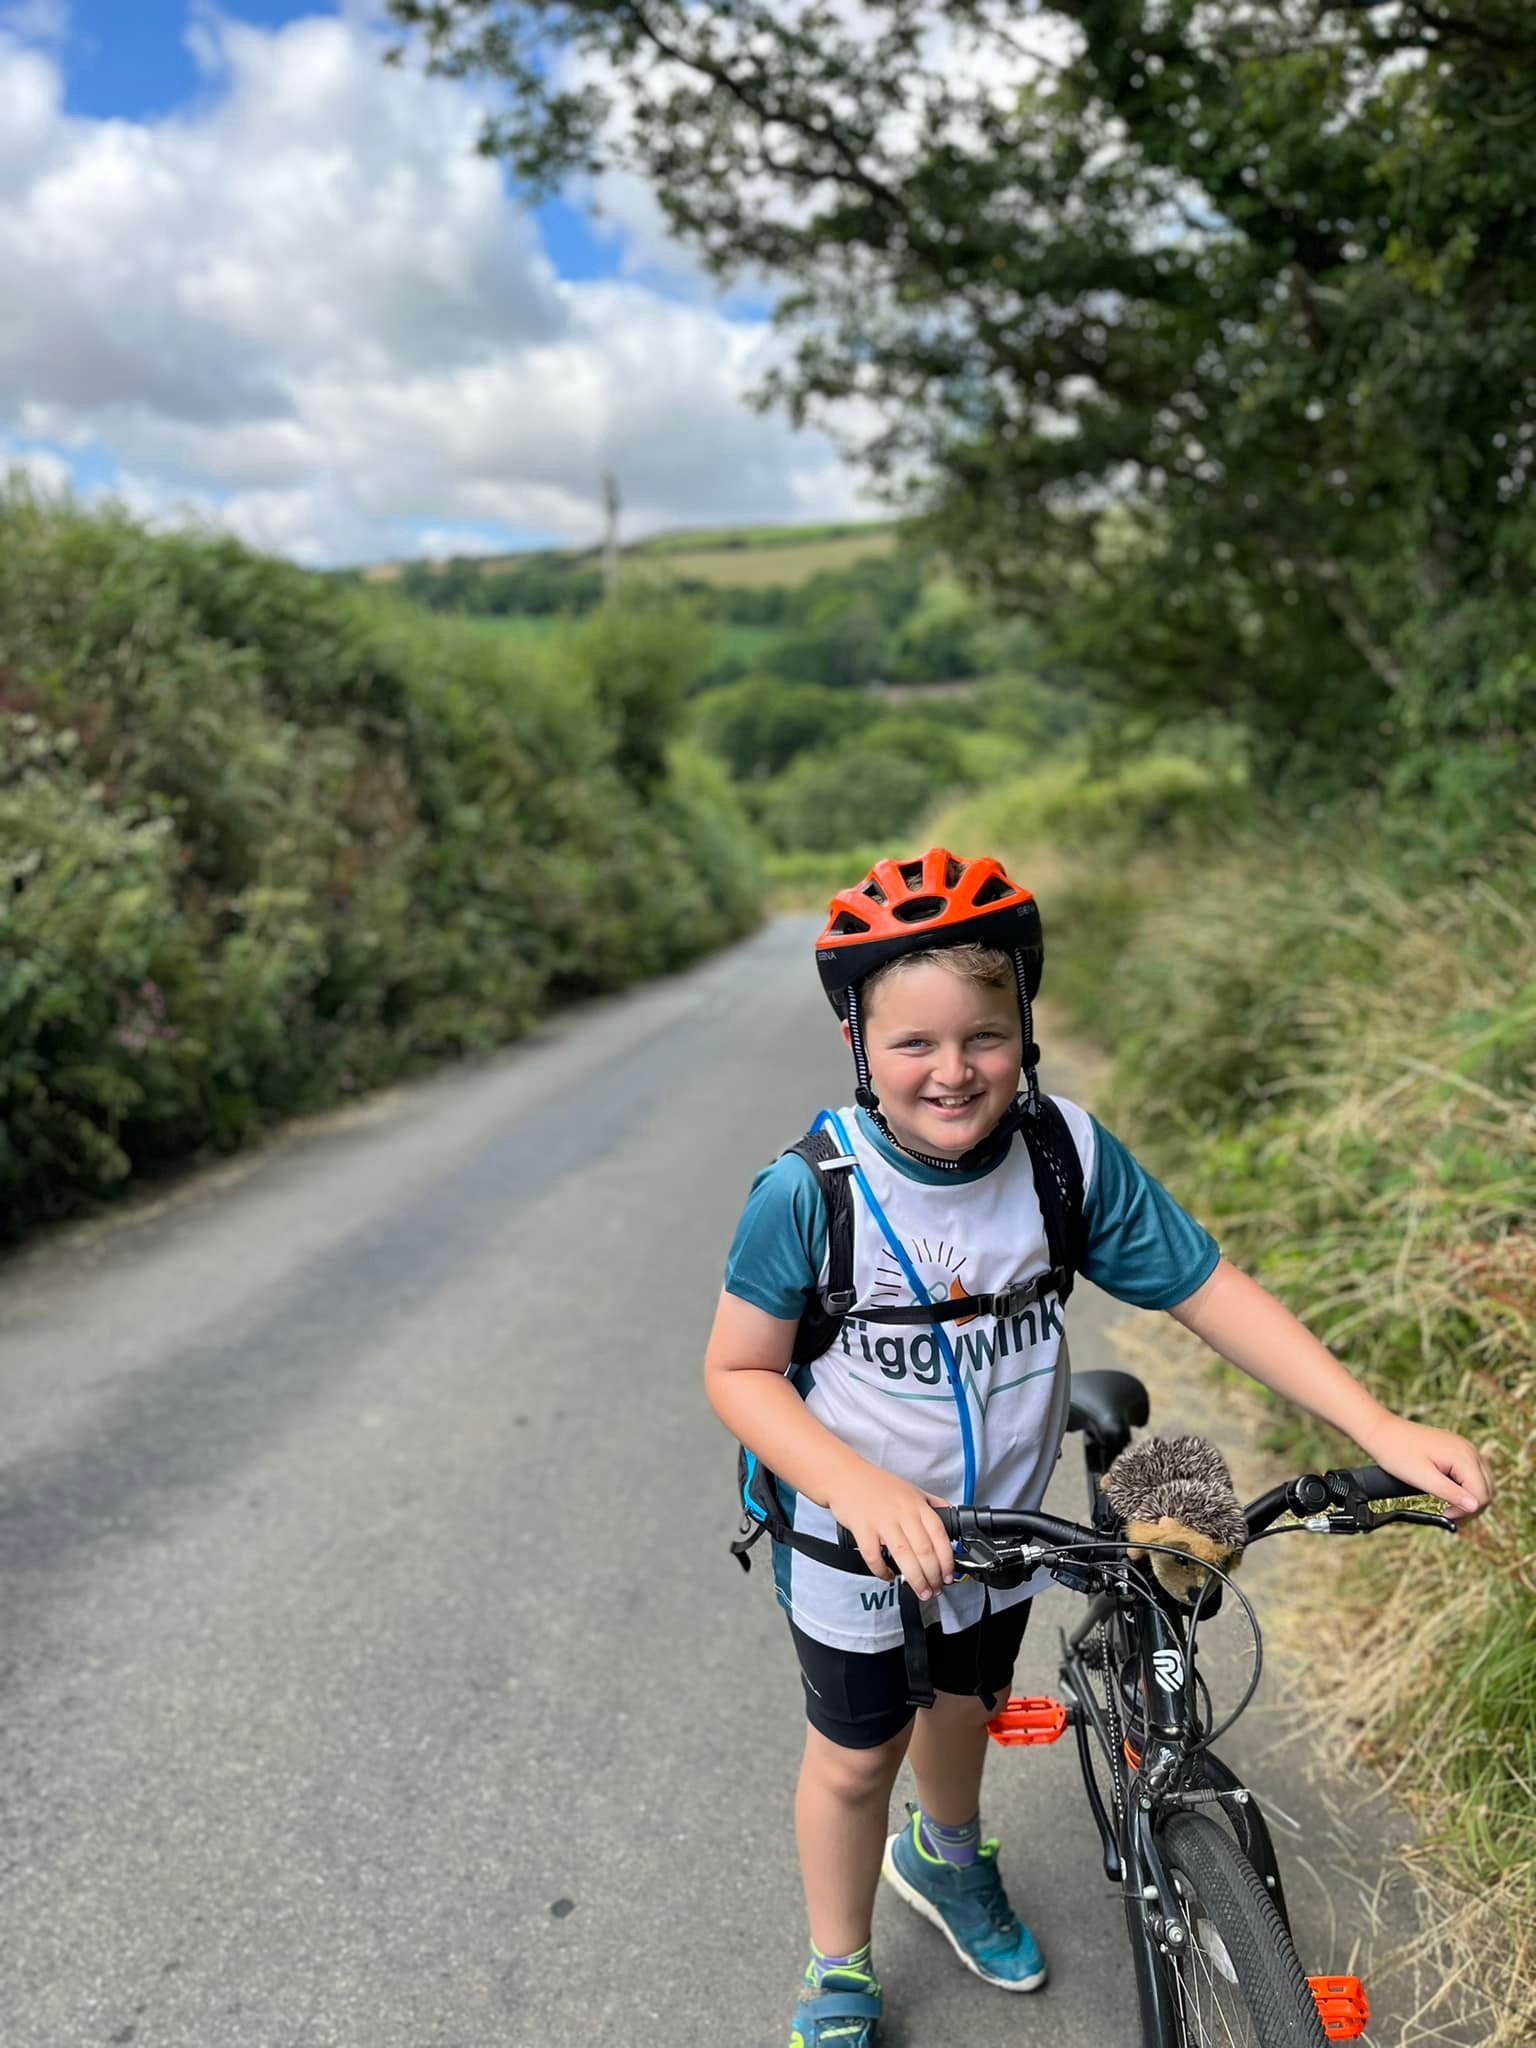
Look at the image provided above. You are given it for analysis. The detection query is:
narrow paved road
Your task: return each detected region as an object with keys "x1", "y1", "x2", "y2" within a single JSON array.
[{"x1": 1, "y1": 917, "x2": 1441, "y2": 2046}]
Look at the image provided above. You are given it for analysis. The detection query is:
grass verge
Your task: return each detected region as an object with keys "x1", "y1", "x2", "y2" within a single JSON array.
[{"x1": 930, "y1": 769, "x2": 1535, "y2": 2042}]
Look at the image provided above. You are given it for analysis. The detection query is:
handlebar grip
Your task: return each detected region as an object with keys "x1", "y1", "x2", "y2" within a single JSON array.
[
  {"x1": 836, "y1": 1507, "x2": 971, "y2": 1550},
  {"x1": 836, "y1": 1505, "x2": 1092, "y2": 1558},
  {"x1": 841, "y1": 1508, "x2": 1091, "y2": 1543},
  {"x1": 834, "y1": 1522, "x2": 897, "y2": 1571},
  {"x1": 951, "y1": 1505, "x2": 1088, "y2": 1547},
  {"x1": 1326, "y1": 1465, "x2": 1418, "y2": 1503}
]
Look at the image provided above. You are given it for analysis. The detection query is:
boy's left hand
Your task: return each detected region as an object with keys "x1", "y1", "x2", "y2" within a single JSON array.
[{"x1": 1358, "y1": 1416, "x2": 1494, "y2": 1522}]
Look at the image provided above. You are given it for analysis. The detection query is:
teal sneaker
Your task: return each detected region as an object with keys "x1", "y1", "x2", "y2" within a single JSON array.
[
  {"x1": 881, "y1": 1808, "x2": 1047, "y2": 1991},
  {"x1": 789, "y1": 1964, "x2": 882, "y2": 2047}
]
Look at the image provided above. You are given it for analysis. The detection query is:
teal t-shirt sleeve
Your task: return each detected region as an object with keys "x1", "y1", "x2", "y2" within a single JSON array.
[
  {"x1": 722, "y1": 1151, "x2": 828, "y2": 1320},
  {"x1": 1080, "y1": 1116, "x2": 1220, "y2": 1310}
]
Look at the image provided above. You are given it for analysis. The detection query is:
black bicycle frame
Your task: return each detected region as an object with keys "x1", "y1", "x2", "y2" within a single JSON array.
[
  {"x1": 1059, "y1": 1576, "x2": 1290, "y2": 2044},
  {"x1": 1055, "y1": 1430, "x2": 1296, "y2": 2043},
  {"x1": 1059, "y1": 1573, "x2": 1195, "y2": 2046}
]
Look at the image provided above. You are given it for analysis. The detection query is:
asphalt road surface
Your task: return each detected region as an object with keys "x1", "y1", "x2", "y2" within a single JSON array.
[{"x1": 1, "y1": 917, "x2": 1443, "y2": 2046}]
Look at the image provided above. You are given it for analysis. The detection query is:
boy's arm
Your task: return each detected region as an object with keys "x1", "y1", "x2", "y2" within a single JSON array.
[
  {"x1": 703, "y1": 1289, "x2": 955, "y2": 1599},
  {"x1": 1168, "y1": 1256, "x2": 1493, "y2": 1519}
]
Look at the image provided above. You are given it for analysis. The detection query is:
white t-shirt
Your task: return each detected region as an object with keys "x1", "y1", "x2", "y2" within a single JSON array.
[{"x1": 723, "y1": 1099, "x2": 1219, "y2": 1651}]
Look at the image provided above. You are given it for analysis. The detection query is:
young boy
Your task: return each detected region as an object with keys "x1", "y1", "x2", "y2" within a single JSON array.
[{"x1": 703, "y1": 847, "x2": 1492, "y2": 2048}]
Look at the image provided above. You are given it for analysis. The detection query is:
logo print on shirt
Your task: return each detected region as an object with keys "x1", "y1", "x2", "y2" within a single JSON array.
[
  {"x1": 846, "y1": 1232, "x2": 1064, "y2": 1408},
  {"x1": 873, "y1": 1241, "x2": 976, "y2": 1327}
]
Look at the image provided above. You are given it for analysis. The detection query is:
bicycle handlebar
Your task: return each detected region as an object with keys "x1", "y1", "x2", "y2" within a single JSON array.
[
  {"x1": 1245, "y1": 1463, "x2": 1421, "y2": 1535},
  {"x1": 939, "y1": 1504, "x2": 1096, "y2": 1548},
  {"x1": 832, "y1": 1503, "x2": 1099, "y2": 1561},
  {"x1": 833, "y1": 1463, "x2": 1430, "y2": 1568}
]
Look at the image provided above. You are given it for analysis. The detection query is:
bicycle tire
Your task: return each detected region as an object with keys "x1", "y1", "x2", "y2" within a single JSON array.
[
  {"x1": 1157, "y1": 1812, "x2": 1326, "y2": 2048},
  {"x1": 1182, "y1": 1751, "x2": 1292, "y2": 1931}
]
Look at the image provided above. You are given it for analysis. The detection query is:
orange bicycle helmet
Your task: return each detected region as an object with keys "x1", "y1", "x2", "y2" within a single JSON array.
[
  {"x1": 815, "y1": 847, "x2": 1045, "y2": 1169},
  {"x1": 816, "y1": 848, "x2": 1042, "y2": 1011}
]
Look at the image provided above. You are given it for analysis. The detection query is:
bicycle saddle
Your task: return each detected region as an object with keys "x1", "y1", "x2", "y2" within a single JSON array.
[{"x1": 1067, "y1": 1370, "x2": 1149, "y2": 1456}]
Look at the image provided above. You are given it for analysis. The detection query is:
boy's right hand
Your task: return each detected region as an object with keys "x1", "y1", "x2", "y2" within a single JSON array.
[{"x1": 826, "y1": 1467, "x2": 954, "y2": 1601}]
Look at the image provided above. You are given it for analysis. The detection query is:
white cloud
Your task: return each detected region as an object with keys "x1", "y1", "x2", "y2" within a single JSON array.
[
  {"x1": 0, "y1": 35, "x2": 62, "y2": 193},
  {"x1": 1, "y1": 0, "x2": 68, "y2": 47},
  {"x1": 1, "y1": 434, "x2": 71, "y2": 495},
  {"x1": 0, "y1": 10, "x2": 876, "y2": 563}
]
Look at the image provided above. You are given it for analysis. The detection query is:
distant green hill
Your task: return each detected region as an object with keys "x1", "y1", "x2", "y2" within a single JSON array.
[
  {"x1": 358, "y1": 516, "x2": 935, "y2": 695},
  {"x1": 362, "y1": 518, "x2": 899, "y2": 592}
]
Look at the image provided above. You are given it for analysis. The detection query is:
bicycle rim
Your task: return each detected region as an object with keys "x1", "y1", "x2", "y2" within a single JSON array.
[{"x1": 1159, "y1": 1813, "x2": 1325, "y2": 2048}]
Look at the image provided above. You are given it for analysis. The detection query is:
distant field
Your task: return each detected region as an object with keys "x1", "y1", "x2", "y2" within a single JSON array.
[
  {"x1": 642, "y1": 530, "x2": 898, "y2": 588},
  {"x1": 629, "y1": 520, "x2": 895, "y2": 556},
  {"x1": 456, "y1": 613, "x2": 569, "y2": 648},
  {"x1": 455, "y1": 612, "x2": 781, "y2": 674},
  {"x1": 713, "y1": 623, "x2": 781, "y2": 668}
]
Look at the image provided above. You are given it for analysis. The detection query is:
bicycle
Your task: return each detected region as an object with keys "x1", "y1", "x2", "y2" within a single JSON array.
[{"x1": 836, "y1": 1367, "x2": 1458, "y2": 2048}]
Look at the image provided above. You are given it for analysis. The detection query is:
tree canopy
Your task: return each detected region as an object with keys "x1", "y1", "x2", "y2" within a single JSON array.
[{"x1": 387, "y1": 0, "x2": 1535, "y2": 803}]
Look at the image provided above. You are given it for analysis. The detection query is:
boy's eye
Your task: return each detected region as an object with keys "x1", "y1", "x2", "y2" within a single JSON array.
[{"x1": 891, "y1": 1031, "x2": 1002, "y2": 1049}]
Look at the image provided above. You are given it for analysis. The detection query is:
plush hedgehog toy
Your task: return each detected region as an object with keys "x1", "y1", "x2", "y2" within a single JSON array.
[{"x1": 1103, "y1": 1435, "x2": 1249, "y2": 1603}]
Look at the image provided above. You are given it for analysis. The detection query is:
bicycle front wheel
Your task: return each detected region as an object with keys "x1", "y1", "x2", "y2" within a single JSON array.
[{"x1": 1157, "y1": 1812, "x2": 1326, "y2": 2048}]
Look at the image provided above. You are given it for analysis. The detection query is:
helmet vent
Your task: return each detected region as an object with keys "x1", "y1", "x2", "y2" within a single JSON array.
[
  {"x1": 944, "y1": 855, "x2": 964, "y2": 885},
  {"x1": 898, "y1": 859, "x2": 925, "y2": 887},
  {"x1": 830, "y1": 909, "x2": 871, "y2": 935},
  {"x1": 973, "y1": 874, "x2": 1015, "y2": 905},
  {"x1": 862, "y1": 878, "x2": 888, "y2": 905},
  {"x1": 892, "y1": 895, "x2": 946, "y2": 924}
]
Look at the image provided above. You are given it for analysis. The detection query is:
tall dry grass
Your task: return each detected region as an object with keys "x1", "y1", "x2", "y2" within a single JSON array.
[
  {"x1": 924, "y1": 763, "x2": 1534, "y2": 2035},
  {"x1": 1063, "y1": 830, "x2": 1535, "y2": 2041}
]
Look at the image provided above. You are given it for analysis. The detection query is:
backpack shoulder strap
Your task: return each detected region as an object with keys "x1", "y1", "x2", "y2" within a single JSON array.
[
  {"x1": 1019, "y1": 1094, "x2": 1087, "y2": 1302},
  {"x1": 733, "y1": 1120, "x2": 859, "y2": 1562},
  {"x1": 786, "y1": 1125, "x2": 857, "y2": 1365}
]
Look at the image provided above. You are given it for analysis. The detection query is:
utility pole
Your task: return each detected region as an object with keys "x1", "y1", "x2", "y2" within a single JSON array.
[{"x1": 601, "y1": 471, "x2": 621, "y2": 599}]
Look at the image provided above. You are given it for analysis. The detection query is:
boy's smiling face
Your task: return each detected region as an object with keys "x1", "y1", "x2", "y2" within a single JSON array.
[{"x1": 844, "y1": 957, "x2": 1022, "y2": 1160}]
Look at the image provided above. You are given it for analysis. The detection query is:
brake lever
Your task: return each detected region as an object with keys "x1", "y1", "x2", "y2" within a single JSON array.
[
  {"x1": 956, "y1": 1535, "x2": 1048, "y2": 1575},
  {"x1": 1368, "y1": 1506, "x2": 1459, "y2": 1535},
  {"x1": 1317, "y1": 1468, "x2": 1398, "y2": 1534},
  {"x1": 954, "y1": 1534, "x2": 1005, "y2": 1573},
  {"x1": 1307, "y1": 1505, "x2": 1458, "y2": 1536}
]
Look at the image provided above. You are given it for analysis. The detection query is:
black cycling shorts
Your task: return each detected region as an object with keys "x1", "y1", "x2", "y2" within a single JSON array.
[{"x1": 788, "y1": 1597, "x2": 1032, "y2": 1750}]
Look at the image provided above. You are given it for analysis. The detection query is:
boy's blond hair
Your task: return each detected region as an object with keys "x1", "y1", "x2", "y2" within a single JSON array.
[{"x1": 861, "y1": 943, "x2": 1014, "y2": 1018}]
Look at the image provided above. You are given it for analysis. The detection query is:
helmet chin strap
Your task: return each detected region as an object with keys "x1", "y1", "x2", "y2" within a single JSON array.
[{"x1": 845, "y1": 951, "x2": 1042, "y2": 1174}]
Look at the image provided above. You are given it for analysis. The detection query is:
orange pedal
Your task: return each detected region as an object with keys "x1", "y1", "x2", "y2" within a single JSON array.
[
  {"x1": 987, "y1": 1695, "x2": 1067, "y2": 1747},
  {"x1": 1309, "y1": 1976, "x2": 1369, "y2": 2040}
]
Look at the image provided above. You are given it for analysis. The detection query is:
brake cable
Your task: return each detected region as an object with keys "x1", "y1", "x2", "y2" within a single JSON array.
[{"x1": 954, "y1": 1534, "x2": 1265, "y2": 1754}]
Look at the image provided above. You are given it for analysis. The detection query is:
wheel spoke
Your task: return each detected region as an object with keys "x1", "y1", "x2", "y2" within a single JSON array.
[{"x1": 1178, "y1": 1908, "x2": 1256, "y2": 2048}]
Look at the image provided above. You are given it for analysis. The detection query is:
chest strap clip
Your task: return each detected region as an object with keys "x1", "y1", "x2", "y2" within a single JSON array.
[{"x1": 978, "y1": 1272, "x2": 1067, "y2": 1319}]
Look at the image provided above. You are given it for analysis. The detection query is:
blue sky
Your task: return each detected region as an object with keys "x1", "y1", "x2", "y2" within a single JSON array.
[
  {"x1": 63, "y1": 0, "x2": 319, "y2": 117},
  {"x1": 0, "y1": 1, "x2": 861, "y2": 562}
]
